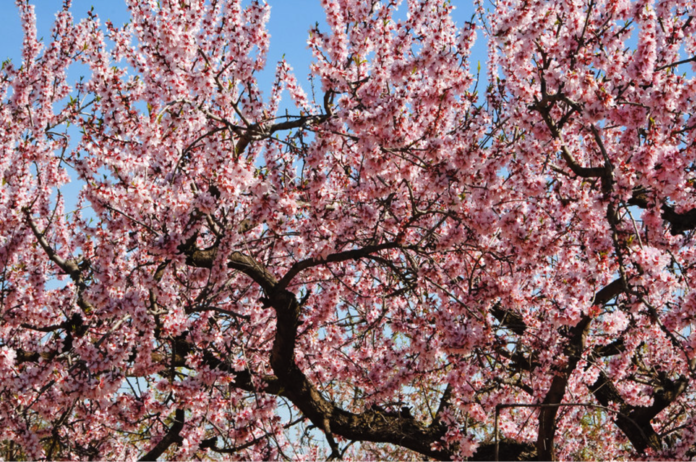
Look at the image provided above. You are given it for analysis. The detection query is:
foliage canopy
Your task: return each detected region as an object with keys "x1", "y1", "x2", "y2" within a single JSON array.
[{"x1": 2, "y1": 0, "x2": 696, "y2": 460}]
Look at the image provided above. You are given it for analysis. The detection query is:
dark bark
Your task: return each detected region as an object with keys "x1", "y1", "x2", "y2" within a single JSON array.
[
  {"x1": 492, "y1": 275, "x2": 687, "y2": 459},
  {"x1": 183, "y1": 243, "x2": 455, "y2": 460},
  {"x1": 138, "y1": 408, "x2": 185, "y2": 461},
  {"x1": 493, "y1": 279, "x2": 626, "y2": 461},
  {"x1": 660, "y1": 205, "x2": 696, "y2": 235},
  {"x1": 536, "y1": 316, "x2": 592, "y2": 461},
  {"x1": 589, "y1": 370, "x2": 688, "y2": 454},
  {"x1": 628, "y1": 189, "x2": 696, "y2": 235},
  {"x1": 491, "y1": 303, "x2": 527, "y2": 336},
  {"x1": 471, "y1": 441, "x2": 537, "y2": 461},
  {"x1": 276, "y1": 242, "x2": 400, "y2": 289}
]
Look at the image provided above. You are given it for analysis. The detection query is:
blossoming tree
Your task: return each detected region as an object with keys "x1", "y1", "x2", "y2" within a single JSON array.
[{"x1": 2, "y1": 0, "x2": 696, "y2": 459}]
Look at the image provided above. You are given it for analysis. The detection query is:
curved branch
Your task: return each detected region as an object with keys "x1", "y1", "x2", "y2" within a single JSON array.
[
  {"x1": 489, "y1": 278, "x2": 626, "y2": 460},
  {"x1": 24, "y1": 211, "x2": 95, "y2": 315},
  {"x1": 183, "y1": 246, "x2": 277, "y2": 293},
  {"x1": 181, "y1": 244, "x2": 635, "y2": 460},
  {"x1": 628, "y1": 187, "x2": 696, "y2": 236},
  {"x1": 180, "y1": 243, "x2": 455, "y2": 459},
  {"x1": 139, "y1": 408, "x2": 185, "y2": 461},
  {"x1": 588, "y1": 371, "x2": 666, "y2": 453},
  {"x1": 276, "y1": 242, "x2": 401, "y2": 290}
]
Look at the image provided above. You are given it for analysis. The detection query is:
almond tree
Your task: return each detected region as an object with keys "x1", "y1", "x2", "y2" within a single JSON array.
[{"x1": 1, "y1": 0, "x2": 696, "y2": 460}]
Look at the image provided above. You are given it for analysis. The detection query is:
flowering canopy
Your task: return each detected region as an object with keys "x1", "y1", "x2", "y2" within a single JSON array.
[{"x1": 2, "y1": 0, "x2": 696, "y2": 460}]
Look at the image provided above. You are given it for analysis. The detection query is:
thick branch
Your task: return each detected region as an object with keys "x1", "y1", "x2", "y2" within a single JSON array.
[
  {"x1": 660, "y1": 205, "x2": 696, "y2": 236},
  {"x1": 234, "y1": 114, "x2": 328, "y2": 156},
  {"x1": 628, "y1": 189, "x2": 696, "y2": 235},
  {"x1": 154, "y1": 337, "x2": 285, "y2": 395},
  {"x1": 433, "y1": 384, "x2": 453, "y2": 424},
  {"x1": 489, "y1": 279, "x2": 626, "y2": 460},
  {"x1": 491, "y1": 279, "x2": 624, "y2": 344},
  {"x1": 536, "y1": 315, "x2": 592, "y2": 461},
  {"x1": 593, "y1": 278, "x2": 626, "y2": 305},
  {"x1": 183, "y1": 229, "x2": 628, "y2": 460},
  {"x1": 495, "y1": 348, "x2": 538, "y2": 371},
  {"x1": 558, "y1": 144, "x2": 608, "y2": 179},
  {"x1": 183, "y1": 246, "x2": 277, "y2": 293},
  {"x1": 491, "y1": 303, "x2": 527, "y2": 336},
  {"x1": 470, "y1": 440, "x2": 537, "y2": 461},
  {"x1": 588, "y1": 371, "x2": 662, "y2": 453},
  {"x1": 277, "y1": 242, "x2": 401, "y2": 290},
  {"x1": 592, "y1": 338, "x2": 625, "y2": 358},
  {"x1": 530, "y1": 92, "x2": 609, "y2": 179},
  {"x1": 535, "y1": 278, "x2": 627, "y2": 459},
  {"x1": 139, "y1": 408, "x2": 185, "y2": 461},
  {"x1": 181, "y1": 241, "x2": 455, "y2": 458}
]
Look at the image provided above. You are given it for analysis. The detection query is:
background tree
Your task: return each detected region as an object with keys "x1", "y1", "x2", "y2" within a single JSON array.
[{"x1": 1, "y1": 0, "x2": 696, "y2": 460}]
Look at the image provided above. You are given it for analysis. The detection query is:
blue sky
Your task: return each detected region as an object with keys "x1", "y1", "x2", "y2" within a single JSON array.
[
  {"x1": 0, "y1": 0, "x2": 487, "y2": 104},
  {"x1": 0, "y1": 0, "x2": 488, "y2": 221}
]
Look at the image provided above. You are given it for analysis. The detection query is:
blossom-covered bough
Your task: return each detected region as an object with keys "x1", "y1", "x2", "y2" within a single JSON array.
[{"x1": 2, "y1": 0, "x2": 696, "y2": 460}]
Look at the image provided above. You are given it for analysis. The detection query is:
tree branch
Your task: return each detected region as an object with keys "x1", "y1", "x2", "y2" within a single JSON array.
[
  {"x1": 536, "y1": 315, "x2": 592, "y2": 461},
  {"x1": 139, "y1": 408, "x2": 185, "y2": 461},
  {"x1": 655, "y1": 55, "x2": 696, "y2": 71},
  {"x1": 183, "y1": 245, "x2": 277, "y2": 293},
  {"x1": 23, "y1": 211, "x2": 94, "y2": 314},
  {"x1": 588, "y1": 371, "x2": 664, "y2": 453},
  {"x1": 179, "y1": 240, "x2": 456, "y2": 459},
  {"x1": 276, "y1": 242, "x2": 401, "y2": 290},
  {"x1": 628, "y1": 188, "x2": 696, "y2": 235}
]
